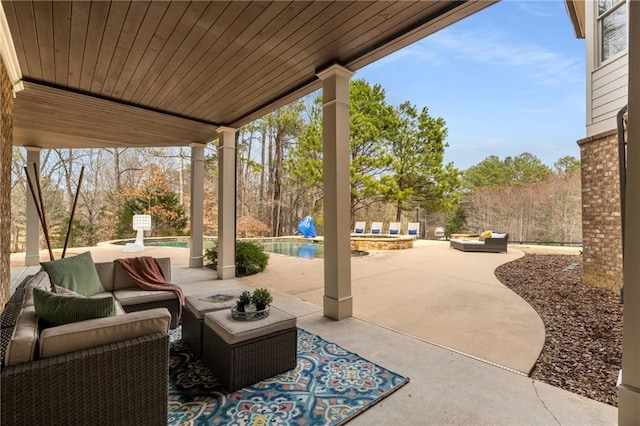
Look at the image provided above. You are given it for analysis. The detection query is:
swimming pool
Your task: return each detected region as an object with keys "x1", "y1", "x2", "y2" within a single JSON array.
[
  {"x1": 110, "y1": 237, "x2": 365, "y2": 259},
  {"x1": 260, "y1": 240, "x2": 324, "y2": 258}
]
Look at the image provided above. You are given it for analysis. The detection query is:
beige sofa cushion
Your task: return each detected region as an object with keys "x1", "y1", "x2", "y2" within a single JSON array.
[
  {"x1": 114, "y1": 288, "x2": 177, "y2": 306},
  {"x1": 95, "y1": 262, "x2": 116, "y2": 292},
  {"x1": 22, "y1": 271, "x2": 51, "y2": 308},
  {"x1": 39, "y1": 308, "x2": 171, "y2": 358},
  {"x1": 4, "y1": 305, "x2": 39, "y2": 366}
]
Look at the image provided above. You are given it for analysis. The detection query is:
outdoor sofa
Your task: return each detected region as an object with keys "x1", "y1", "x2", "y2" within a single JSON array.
[
  {"x1": 0, "y1": 256, "x2": 180, "y2": 425},
  {"x1": 450, "y1": 233, "x2": 509, "y2": 253}
]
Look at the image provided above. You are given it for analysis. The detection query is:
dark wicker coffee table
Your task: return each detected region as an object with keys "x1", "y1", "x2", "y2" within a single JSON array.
[
  {"x1": 201, "y1": 305, "x2": 297, "y2": 391},
  {"x1": 182, "y1": 292, "x2": 240, "y2": 358}
]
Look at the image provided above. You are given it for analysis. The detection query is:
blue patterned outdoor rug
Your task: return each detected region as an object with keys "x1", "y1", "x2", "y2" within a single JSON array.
[{"x1": 168, "y1": 327, "x2": 409, "y2": 425}]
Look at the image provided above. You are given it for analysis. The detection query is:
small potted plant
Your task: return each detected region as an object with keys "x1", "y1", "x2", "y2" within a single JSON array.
[
  {"x1": 232, "y1": 288, "x2": 272, "y2": 320},
  {"x1": 235, "y1": 290, "x2": 252, "y2": 313},
  {"x1": 251, "y1": 287, "x2": 273, "y2": 311}
]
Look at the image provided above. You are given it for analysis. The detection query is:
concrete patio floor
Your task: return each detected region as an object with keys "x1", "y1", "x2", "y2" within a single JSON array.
[
  {"x1": 240, "y1": 240, "x2": 543, "y2": 374},
  {"x1": 9, "y1": 241, "x2": 616, "y2": 425}
]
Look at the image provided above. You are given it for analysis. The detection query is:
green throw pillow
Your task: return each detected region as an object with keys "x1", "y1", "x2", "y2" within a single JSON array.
[
  {"x1": 40, "y1": 251, "x2": 105, "y2": 296},
  {"x1": 33, "y1": 288, "x2": 116, "y2": 326}
]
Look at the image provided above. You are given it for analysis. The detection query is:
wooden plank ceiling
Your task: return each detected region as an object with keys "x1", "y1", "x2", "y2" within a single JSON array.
[{"x1": 3, "y1": 0, "x2": 494, "y2": 149}]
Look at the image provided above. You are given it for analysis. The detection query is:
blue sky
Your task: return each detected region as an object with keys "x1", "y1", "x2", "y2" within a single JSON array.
[{"x1": 355, "y1": 0, "x2": 585, "y2": 170}]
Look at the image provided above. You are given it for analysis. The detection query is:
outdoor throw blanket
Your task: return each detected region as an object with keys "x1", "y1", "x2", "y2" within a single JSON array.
[{"x1": 115, "y1": 256, "x2": 184, "y2": 321}]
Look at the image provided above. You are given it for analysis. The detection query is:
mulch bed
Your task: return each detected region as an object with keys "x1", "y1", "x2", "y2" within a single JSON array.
[{"x1": 494, "y1": 254, "x2": 623, "y2": 406}]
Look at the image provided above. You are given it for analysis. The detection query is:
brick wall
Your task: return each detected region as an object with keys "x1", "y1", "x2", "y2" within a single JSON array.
[
  {"x1": 0, "y1": 61, "x2": 12, "y2": 309},
  {"x1": 578, "y1": 129, "x2": 623, "y2": 291}
]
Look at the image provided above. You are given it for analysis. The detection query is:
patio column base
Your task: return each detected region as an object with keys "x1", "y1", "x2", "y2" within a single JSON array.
[
  {"x1": 217, "y1": 265, "x2": 235, "y2": 280},
  {"x1": 323, "y1": 295, "x2": 353, "y2": 320},
  {"x1": 618, "y1": 372, "x2": 640, "y2": 424},
  {"x1": 189, "y1": 256, "x2": 203, "y2": 269}
]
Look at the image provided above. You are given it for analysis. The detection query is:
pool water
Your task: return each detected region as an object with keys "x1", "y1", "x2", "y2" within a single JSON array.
[
  {"x1": 126, "y1": 238, "x2": 216, "y2": 250},
  {"x1": 261, "y1": 241, "x2": 324, "y2": 259},
  {"x1": 114, "y1": 238, "x2": 327, "y2": 258}
]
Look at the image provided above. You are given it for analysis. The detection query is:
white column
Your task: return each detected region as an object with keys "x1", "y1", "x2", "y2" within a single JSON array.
[
  {"x1": 24, "y1": 147, "x2": 41, "y2": 266},
  {"x1": 317, "y1": 64, "x2": 354, "y2": 320},
  {"x1": 619, "y1": 1, "x2": 640, "y2": 423},
  {"x1": 216, "y1": 127, "x2": 237, "y2": 280},
  {"x1": 189, "y1": 143, "x2": 206, "y2": 268}
]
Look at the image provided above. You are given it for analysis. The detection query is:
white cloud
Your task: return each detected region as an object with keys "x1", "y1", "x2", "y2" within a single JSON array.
[
  {"x1": 511, "y1": 0, "x2": 563, "y2": 18},
  {"x1": 425, "y1": 27, "x2": 581, "y2": 86},
  {"x1": 372, "y1": 44, "x2": 447, "y2": 67}
]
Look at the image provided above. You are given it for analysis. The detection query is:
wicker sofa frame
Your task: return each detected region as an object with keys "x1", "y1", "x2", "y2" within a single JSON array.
[
  {"x1": 450, "y1": 234, "x2": 509, "y2": 253},
  {"x1": 0, "y1": 278, "x2": 169, "y2": 426}
]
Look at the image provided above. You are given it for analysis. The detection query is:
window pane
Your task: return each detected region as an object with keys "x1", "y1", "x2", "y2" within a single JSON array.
[
  {"x1": 599, "y1": 0, "x2": 611, "y2": 15},
  {"x1": 599, "y1": 0, "x2": 623, "y2": 15},
  {"x1": 601, "y1": 2, "x2": 627, "y2": 61}
]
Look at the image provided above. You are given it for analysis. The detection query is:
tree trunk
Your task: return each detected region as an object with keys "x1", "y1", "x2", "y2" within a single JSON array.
[
  {"x1": 64, "y1": 149, "x2": 74, "y2": 211},
  {"x1": 271, "y1": 131, "x2": 283, "y2": 236},
  {"x1": 267, "y1": 128, "x2": 276, "y2": 233},
  {"x1": 179, "y1": 147, "x2": 184, "y2": 206},
  {"x1": 260, "y1": 129, "x2": 267, "y2": 225},
  {"x1": 239, "y1": 129, "x2": 251, "y2": 218},
  {"x1": 114, "y1": 148, "x2": 121, "y2": 188}
]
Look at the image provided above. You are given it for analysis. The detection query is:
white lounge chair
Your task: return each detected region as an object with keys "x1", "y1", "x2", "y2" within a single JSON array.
[
  {"x1": 388, "y1": 222, "x2": 401, "y2": 235},
  {"x1": 370, "y1": 222, "x2": 383, "y2": 234},
  {"x1": 406, "y1": 222, "x2": 419, "y2": 238},
  {"x1": 353, "y1": 221, "x2": 366, "y2": 234}
]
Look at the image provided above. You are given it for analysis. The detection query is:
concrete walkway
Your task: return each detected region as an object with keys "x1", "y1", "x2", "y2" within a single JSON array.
[{"x1": 9, "y1": 241, "x2": 616, "y2": 424}]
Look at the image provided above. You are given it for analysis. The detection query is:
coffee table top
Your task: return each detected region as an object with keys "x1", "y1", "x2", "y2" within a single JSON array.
[
  {"x1": 185, "y1": 291, "x2": 242, "y2": 319},
  {"x1": 204, "y1": 305, "x2": 296, "y2": 345}
]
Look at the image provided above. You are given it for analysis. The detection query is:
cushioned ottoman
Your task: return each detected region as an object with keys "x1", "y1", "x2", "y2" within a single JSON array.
[
  {"x1": 182, "y1": 292, "x2": 240, "y2": 358},
  {"x1": 202, "y1": 306, "x2": 297, "y2": 391}
]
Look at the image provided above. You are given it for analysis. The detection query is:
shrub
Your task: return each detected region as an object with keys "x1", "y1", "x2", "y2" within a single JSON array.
[
  {"x1": 204, "y1": 240, "x2": 269, "y2": 277},
  {"x1": 204, "y1": 244, "x2": 219, "y2": 269}
]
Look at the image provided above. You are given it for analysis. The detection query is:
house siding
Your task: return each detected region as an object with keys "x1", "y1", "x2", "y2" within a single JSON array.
[
  {"x1": 0, "y1": 60, "x2": 12, "y2": 309},
  {"x1": 585, "y1": 1, "x2": 629, "y2": 137},
  {"x1": 577, "y1": 130, "x2": 623, "y2": 291}
]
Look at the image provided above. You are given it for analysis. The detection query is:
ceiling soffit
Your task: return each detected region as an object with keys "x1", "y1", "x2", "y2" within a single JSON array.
[{"x1": 2, "y1": 1, "x2": 495, "y2": 148}]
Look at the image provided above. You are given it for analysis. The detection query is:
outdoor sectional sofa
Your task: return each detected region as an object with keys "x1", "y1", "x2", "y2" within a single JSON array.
[
  {"x1": 0, "y1": 256, "x2": 180, "y2": 426},
  {"x1": 450, "y1": 233, "x2": 509, "y2": 253}
]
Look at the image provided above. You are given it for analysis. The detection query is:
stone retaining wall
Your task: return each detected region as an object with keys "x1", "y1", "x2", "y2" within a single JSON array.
[{"x1": 349, "y1": 236, "x2": 413, "y2": 251}]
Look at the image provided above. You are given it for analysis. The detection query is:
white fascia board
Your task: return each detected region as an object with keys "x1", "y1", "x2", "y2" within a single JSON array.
[{"x1": 0, "y1": 3, "x2": 22, "y2": 95}]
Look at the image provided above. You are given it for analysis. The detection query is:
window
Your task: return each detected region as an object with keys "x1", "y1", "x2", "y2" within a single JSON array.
[{"x1": 598, "y1": 0, "x2": 627, "y2": 63}]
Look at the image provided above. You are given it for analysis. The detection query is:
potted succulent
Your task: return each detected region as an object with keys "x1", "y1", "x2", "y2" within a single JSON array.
[
  {"x1": 235, "y1": 290, "x2": 252, "y2": 312},
  {"x1": 232, "y1": 288, "x2": 273, "y2": 320}
]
